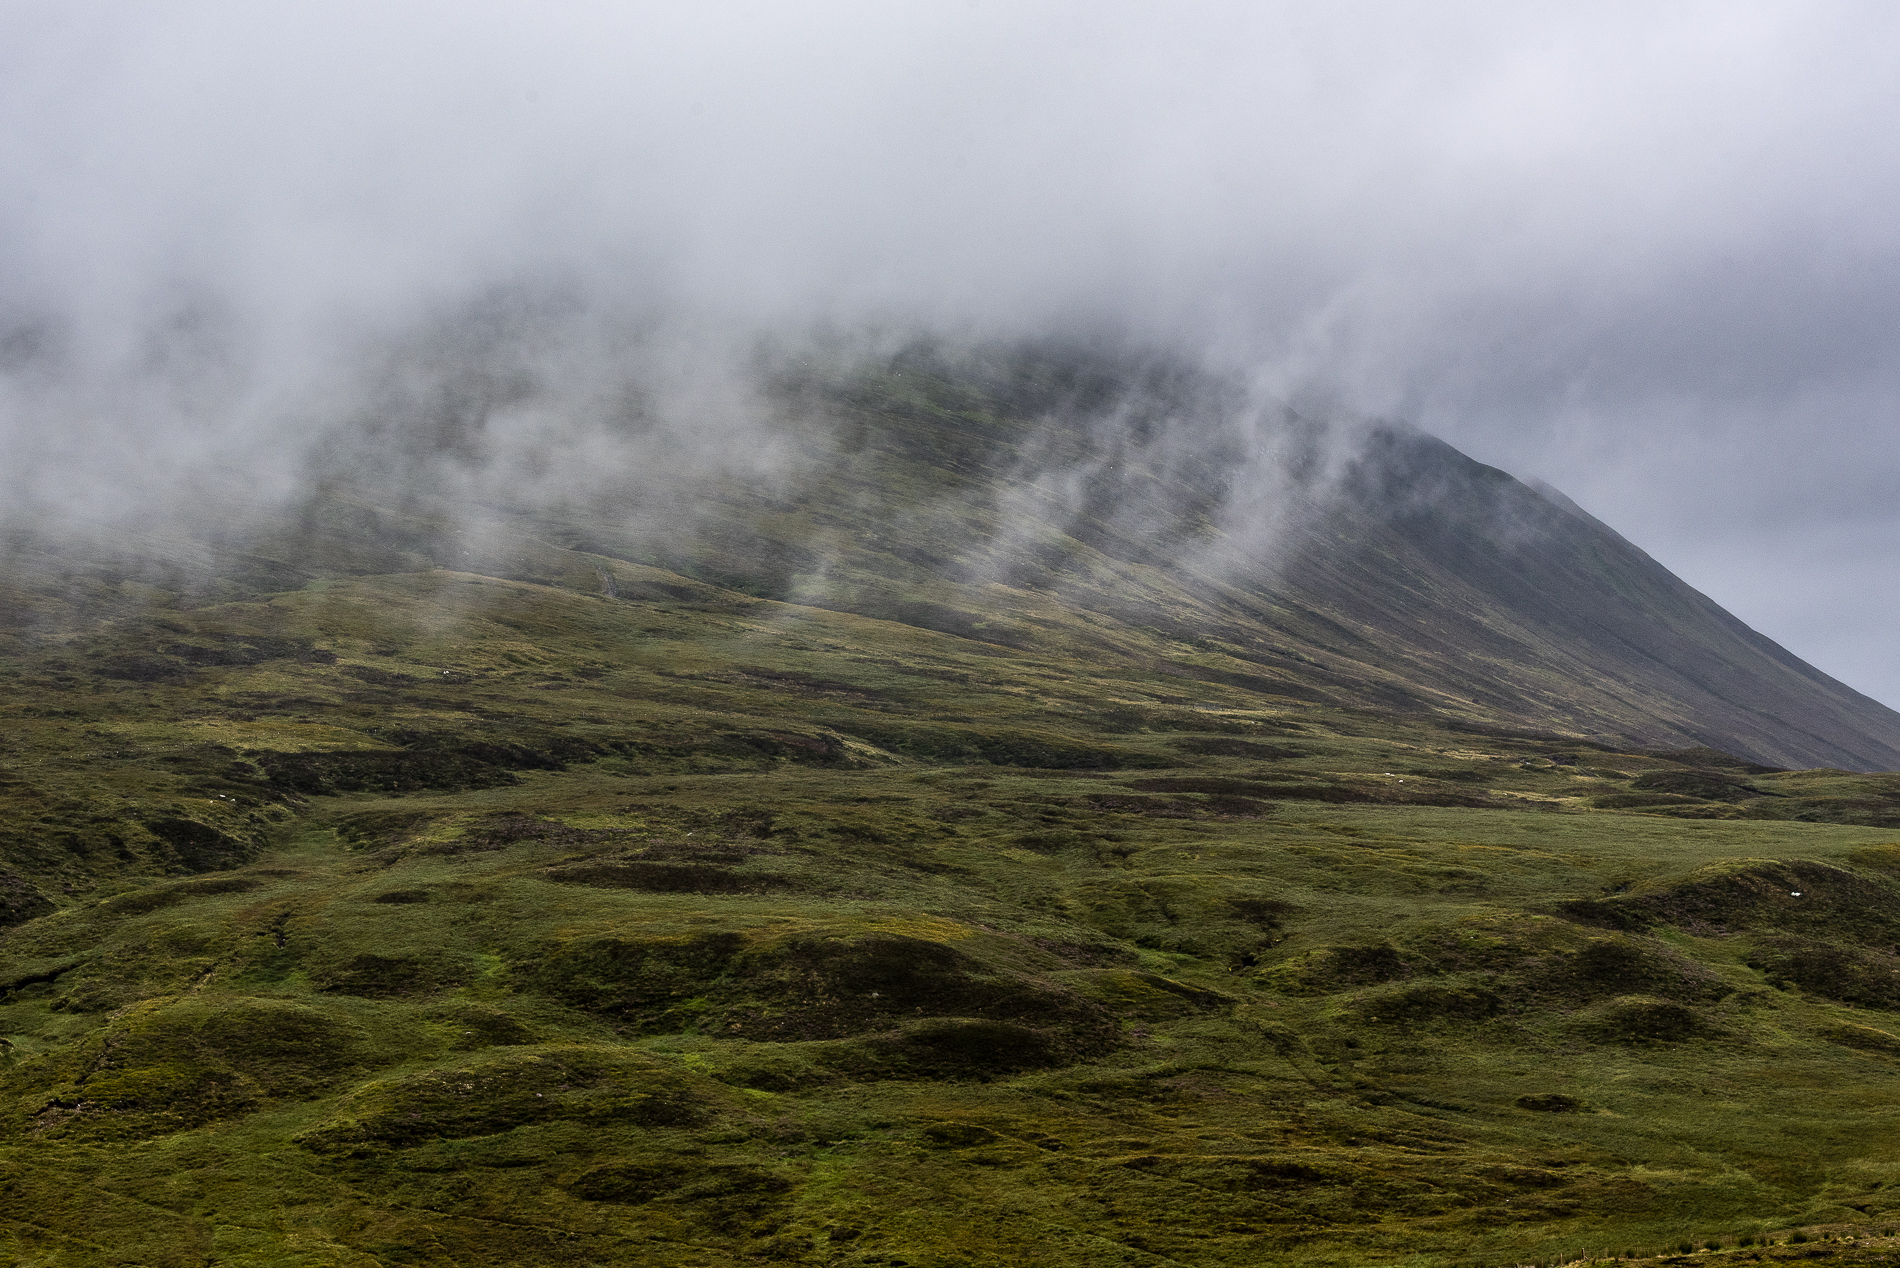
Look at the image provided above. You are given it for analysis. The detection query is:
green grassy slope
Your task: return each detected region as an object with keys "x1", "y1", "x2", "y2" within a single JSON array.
[
  {"x1": 6, "y1": 348, "x2": 1900, "y2": 1265},
  {"x1": 5, "y1": 551, "x2": 1900, "y2": 1266}
]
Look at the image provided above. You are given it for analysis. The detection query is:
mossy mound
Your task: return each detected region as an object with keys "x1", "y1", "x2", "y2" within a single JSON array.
[
  {"x1": 1260, "y1": 943, "x2": 1415, "y2": 995},
  {"x1": 1346, "y1": 979, "x2": 1505, "y2": 1025},
  {"x1": 713, "y1": 932, "x2": 1110, "y2": 1044},
  {"x1": 1560, "y1": 858, "x2": 1900, "y2": 943},
  {"x1": 1571, "y1": 995, "x2": 1718, "y2": 1045},
  {"x1": 308, "y1": 950, "x2": 475, "y2": 998},
  {"x1": 8, "y1": 996, "x2": 365, "y2": 1139},
  {"x1": 1747, "y1": 942, "x2": 1900, "y2": 1010},
  {"x1": 294, "y1": 1045, "x2": 721, "y2": 1156}
]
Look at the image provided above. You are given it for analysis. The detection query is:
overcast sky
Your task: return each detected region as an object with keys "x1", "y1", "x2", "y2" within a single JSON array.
[{"x1": 3, "y1": 1, "x2": 1899, "y2": 704}]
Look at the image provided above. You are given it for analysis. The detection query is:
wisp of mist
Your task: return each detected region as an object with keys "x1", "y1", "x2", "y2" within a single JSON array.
[{"x1": 5, "y1": 1, "x2": 1900, "y2": 697}]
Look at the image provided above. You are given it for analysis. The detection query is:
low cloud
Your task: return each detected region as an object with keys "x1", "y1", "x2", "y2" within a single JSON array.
[{"x1": 4, "y1": 1, "x2": 1898, "y2": 697}]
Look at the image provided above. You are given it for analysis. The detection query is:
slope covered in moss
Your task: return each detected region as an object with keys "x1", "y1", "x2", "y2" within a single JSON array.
[
  {"x1": 5, "y1": 350, "x2": 1900, "y2": 1265},
  {"x1": 3, "y1": 555, "x2": 1900, "y2": 1265}
]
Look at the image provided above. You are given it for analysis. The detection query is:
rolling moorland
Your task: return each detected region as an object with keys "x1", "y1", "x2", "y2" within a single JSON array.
[{"x1": 6, "y1": 347, "x2": 1900, "y2": 1266}]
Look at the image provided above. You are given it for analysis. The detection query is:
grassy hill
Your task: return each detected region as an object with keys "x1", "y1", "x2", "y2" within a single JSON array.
[{"x1": 5, "y1": 347, "x2": 1900, "y2": 1265}]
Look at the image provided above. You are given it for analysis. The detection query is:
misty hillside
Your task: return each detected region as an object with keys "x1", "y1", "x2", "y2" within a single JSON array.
[{"x1": 13, "y1": 342, "x2": 1891, "y2": 771}]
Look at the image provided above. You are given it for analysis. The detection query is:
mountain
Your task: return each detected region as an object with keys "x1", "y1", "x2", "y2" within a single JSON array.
[
  {"x1": 12, "y1": 343, "x2": 1895, "y2": 770},
  {"x1": 356, "y1": 343, "x2": 1900, "y2": 770},
  {"x1": 456, "y1": 344, "x2": 1900, "y2": 771},
  {"x1": 3, "y1": 343, "x2": 1900, "y2": 1266}
]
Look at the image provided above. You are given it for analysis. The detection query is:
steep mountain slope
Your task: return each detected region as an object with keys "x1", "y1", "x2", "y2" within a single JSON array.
[
  {"x1": 491, "y1": 348, "x2": 1900, "y2": 770},
  {"x1": 1267, "y1": 428, "x2": 1900, "y2": 770}
]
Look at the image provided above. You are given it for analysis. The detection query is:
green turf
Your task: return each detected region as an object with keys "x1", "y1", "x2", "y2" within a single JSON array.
[
  {"x1": 5, "y1": 554, "x2": 1900, "y2": 1267},
  {"x1": 5, "y1": 347, "x2": 1900, "y2": 1264}
]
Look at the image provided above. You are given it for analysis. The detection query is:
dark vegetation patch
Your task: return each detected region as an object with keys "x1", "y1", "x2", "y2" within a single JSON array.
[
  {"x1": 563, "y1": 1157, "x2": 796, "y2": 1232},
  {"x1": 1264, "y1": 923, "x2": 1729, "y2": 1017},
  {"x1": 657, "y1": 728, "x2": 849, "y2": 765},
  {"x1": 1629, "y1": 770, "x2": 1769, "y2": 802},
  {"x1": 665, "y1": 1167, "x2": 796, "y2": 1235},
  {"x1": 1129, "y1": 775, "x2": 1316, "y2": 798},
  {"x1": 1073, "y1": 789, "x2": 1274, "y2": 819},
  {"x1": 1517, "y1": 1093, "x2": 1586, "y2": 1113},
  {"x1": 1570, "y1": 996, "x2": 1715, "y2": 1045},
  {"x1": 294, "y1": 1047, "x2": 717, "y2": 1156},
  {"x1": 565, "y1": 1159, "x2": 717, "y2": 1204},
  {"x1": 1406, "y1": 767, "x2": 1495, "y2": 783},
  {"x1": 1352, "y1": 981, "x2": 1505, "y2": 1026},
  {"x1": 95, "y1": 653, "x2": 195, "y2": 682},
  {"x1": 1062, "y1": 969, "x2": 1234, "y2": 1020},
  {"x1": 710, "y1": 1015, "x2": 1103, "y2": 1089},
  {"x1": 1647, "y1": 746, "x2": 1789, "y2": 775},
  {"x1": 540, "y1": 859, "x2": 797, "y2": 895},
  {"x1": 1558, "y1": 859, "x2": 1900, "y2": 944},
  {"x1": 1198, "y1": 794, "x2": 1274, "y2": 816},
  {"x1": 1847, "y1": 843, "x2": 1900, "y2": 873},
  {"x1": 717, "y1": 933, "x2": 1109, "y2": 1047},
  {"x1": 1111, "y1": 1152, "x2": 1396, "y2": 1203},
  {"x1": 1076, "y1": 792, "x2": 1190, "y2": 817},
  {"x1": 1167, "y1": 736, "x2": 1309, "y2": 759},
  {"x1": 451, "y1": 814, "x2": 645, "y2": 852},
  {"x1": 98, "y1": 875, "x2": 261, "y2": 916},
  {"x1": 144, "y1": 745, "x2": 291, "y2": 798},
  {"x1": 1386, "y1": 788, "x2": 1503, "y2": 808},
  {"x1": 23, "y1": 999, "x2": 366, "y2": 1139},
  {"x1": 518, "y1": 931, "x2": 748, "y2": 1028},
  {"x1": 1816, "y1": 1021, "x2": 1900, "y2": 1057},
  {"x1": 90, "y1": 633, "x2": 338, "y2": 681},
  {"x1": 917, "y1": 1120, "x2": 1005, "y2": 1149},
  {"x1": 161, "y1": 635, "x2": 339, "y2": 668},
  {"x1": 836, "y1": 720, "x2": 1161, "y2": 769},
  {"x1": 342, "y1": 664, "x2": 419, "y2": 687},
  {"x1": 1226, "y1": 896, "x2": 1297, "y2": 929},
  {"x1": 1126, "y1": 774, "x2": 1493, "y2": 808},
  {"x1": 692, "y1": 665, "x2": 885, "y2": 700},
  {"x1": 254, "y1": 733, "x2": 602, "y2": 795},
  {"x1": 0, "y1": 957, "x2": 86, "y2": 1001},
  {"x1": 1516, "y1": 936, "x2": 1732, "y2": 1006},
  {"x1": 522, "y1": 930, "x2": 1110, "y2": 1055},
  {"x1": 433, "y1": 813, "x2": 789, "y2": 889},
  {"x1": 143, "y1": 816, "x2": 254, "y2": 871},
  {"x1": 1594, "y1": 792, "x2": 1707, "y2": 810},
  {"x1": 859, "y1": 1018, "x2": 1070, "y2": 1078},
  {"x1": 0, "y1": 866, "x2": 54, "y2": 927},
  {"x1": 429, "y1": 1005, "x2": 539, "y2": 1049},
  {"x1": 1745, "y1": 943, "x2": 1900, "y2": 1010},
  {"x1": 309, "y1": 952, "x2": 473, "y2": 999},
  {"x1": 334, "y1": 810, "x2": 439, "y2": 851},
  {"x1": 1264, "y1": 944, "x2": 1414, "y2": 996}
]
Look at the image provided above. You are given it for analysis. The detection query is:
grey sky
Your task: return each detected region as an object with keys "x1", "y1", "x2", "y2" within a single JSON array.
[{"x1": 4, "y1": 2, "x2": 1899, "y2": 703}]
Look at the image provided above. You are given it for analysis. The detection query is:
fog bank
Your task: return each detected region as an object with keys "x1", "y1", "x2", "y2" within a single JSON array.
[{"x1": 5, "y1": 2, "x2": 1899, "y2": 698}]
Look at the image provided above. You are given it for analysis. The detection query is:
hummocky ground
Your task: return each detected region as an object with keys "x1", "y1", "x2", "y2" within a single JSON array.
[{"x1": 5, "y1": 349, "x2": 1900, "y2": 1266}]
